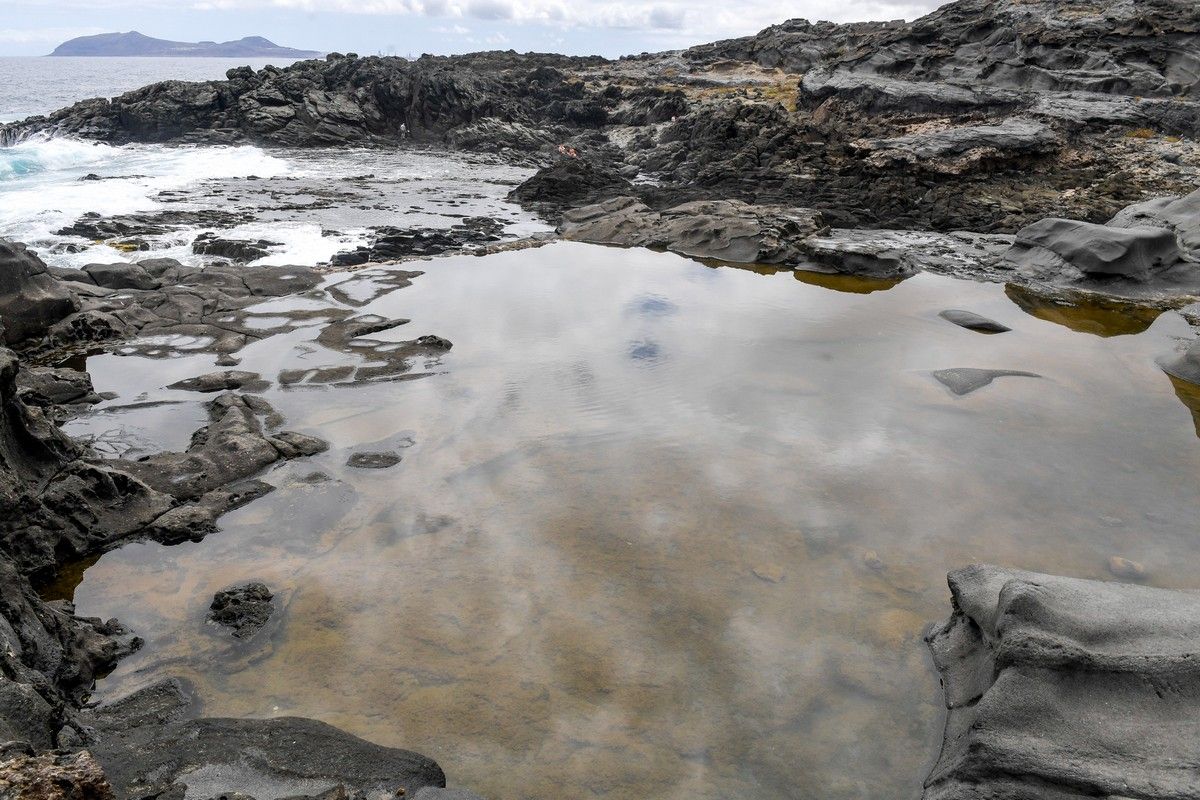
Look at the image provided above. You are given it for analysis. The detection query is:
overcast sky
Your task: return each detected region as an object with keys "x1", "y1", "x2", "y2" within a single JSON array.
[{"x1": 1, "y1": 0, "x2": 945, "y2": 57}]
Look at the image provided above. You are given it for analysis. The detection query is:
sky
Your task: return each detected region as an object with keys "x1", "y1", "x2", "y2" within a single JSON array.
[{"x1": 0, "y1": 0, "x2": 946, "y2": 57}]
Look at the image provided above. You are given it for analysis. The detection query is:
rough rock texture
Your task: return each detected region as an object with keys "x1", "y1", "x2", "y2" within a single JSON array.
[
  {"x1": 0, "y1": 240, "x2": 77, "y2": 346},
  {"x1": 924, "y1": 564, "x2": 1200, "y2": 800},
  {"x1": 0, "y1": 748, "x2": 115, "y2": 800},
  {"x1": 6, "y1": 1, "x2": 1200, "y2": 234},
  {"x1": 331, "y1": 217, "x2": 505, "y2": 266},
  {"x1": 167, "y1": 370, "x2": 270, "y2": 393},
  {"x1": 208, "y1": 582, "x2": 273, "y2": 638},
  {"x1": 1161, "y1": 337, "x2": 1200, "y2": 385},
  {"x1": 560, "y1": 196, "x2": 825, "y2": 265},
  {"x1": 82, "y1": 680, "x2": 447, "y2": 800},
  {"x1": 115, "y1": 392, "x2": 326, "y2": 501}
]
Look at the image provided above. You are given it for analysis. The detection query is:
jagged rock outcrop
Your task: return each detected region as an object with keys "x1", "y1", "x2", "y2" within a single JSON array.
[
  {"x1": 560, "y1": 196, "x2": 825, "y2": 264},
  {"x1": 0, "y1": 240, "x2": 77, "y2": 346},
  {"x1": 925, "y1": 564, "x2": 1200, "y2": 800}
]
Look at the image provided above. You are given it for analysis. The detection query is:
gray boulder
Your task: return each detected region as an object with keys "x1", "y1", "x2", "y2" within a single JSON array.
[
  {"x1": 560, "y1": 196, "x2": 825, "y2": 265},
  {"x1": 1005, "y1": 218, "x2": 1185, "y2": 282},
  {"x1": 82, "y1": 261, "x2": 160, "y2": 290},
  {"x1": 925, "y1": 564, "x2": 1200, "y2": 800},
  {"x1": 0, "y1": 239, "x2": 77, "y2": 346},
  {"x1": 1109, "y1": 188, "x2": 1200, "y2": 254}
]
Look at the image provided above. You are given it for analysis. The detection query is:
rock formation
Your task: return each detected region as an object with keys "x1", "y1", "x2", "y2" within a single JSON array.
[{"x1": 925, "y1": 565, "x2": 1200, "y2": 799}]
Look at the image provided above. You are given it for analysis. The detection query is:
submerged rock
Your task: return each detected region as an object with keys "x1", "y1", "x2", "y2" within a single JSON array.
[
  {"x1": 924, "y1": 564, "x2": 1200, "y2": 800},
  {"x1": 347, "y1": 451, "x2": 403, "y2": 469},
  {"x1": 168, "y1": 370, "x2": 270, "y2": 393},
  {"x1": 938, "y1": 310, "x2": 1011, "y2": 334},
  {"x1": 209, "y1": 582, "x2": 273, "y2": 638},
  {"x1": 85, "y1": 681, "x2": 447, "y2": 800},
  {"x1": 932, "y1": 368, "x2": 1041, "y2": 396}
]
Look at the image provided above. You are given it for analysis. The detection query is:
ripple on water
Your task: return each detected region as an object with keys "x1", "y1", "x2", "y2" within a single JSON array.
[{"x1": 58, "y1": 243, "x2": 1200, "y2": 800}]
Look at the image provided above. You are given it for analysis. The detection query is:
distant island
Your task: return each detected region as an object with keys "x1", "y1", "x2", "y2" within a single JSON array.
[{"x1": 49, "y1": 31, "x2": 323, "y2": 58}]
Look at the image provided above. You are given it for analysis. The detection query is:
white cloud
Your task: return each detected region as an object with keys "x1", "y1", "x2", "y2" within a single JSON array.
[
  {"x1": 7, "y1": 0, "x2": 946, "y2": 40},
  {"x1": 0, "y1": 26, "x2": 107, "y2": 43}
]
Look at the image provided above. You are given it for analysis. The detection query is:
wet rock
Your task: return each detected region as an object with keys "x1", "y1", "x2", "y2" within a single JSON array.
[
  {"x1": 114, "y1": 392, "x2": 327, "y2": 501},
  {"x1": 924, "y1": 564, "x2": 1200, "y2": 800},
  {"x1": 938, "y1": 310, "x2": 1011, "y2": 334},
  {"x1": 209, "y1": 582, "x2": 273, "y2": 638},
  {"x1": 1161, "y1": 338, "x2": 1200, "y2": 386},
  {"x1": 932, "y1": 368, "x2": 1041, "y2": 396},
  {"x1": 168, "y1": 370, "x2": 270, "y2": 393},
  {"x1": 85, "y1": 682, "x2": 446, "y2": 800},
  {"x1": 82, "y1": 262, "x2": 161, "y2": 291},
  {"x1": 16, "y1": 366, "x2": 101, "y2": 407},
  {"x1": 509, "y1": 158, "x2": 633, "y2": 212},
  {"x1": 347, "y1": 451, "x2": 402, "y2": 469},
  {"x1": 0, "y1": 239, "x2": 77, "y2": 346},
  {"x1": 192, "y1": 233, "x2": 280, "y2": 263},
  {"x1": 1107, "y1": 556, "x2": 1148, "y2": 581},
  {"x1": 0, "y1": 749, "x2": 115, "y2": 800},
  {"x1": 331, "y1": 219, "x2": 504, "y2": 266},
  {"x1": 560, "y1": 196, "x2": 825, "y2": 265}
]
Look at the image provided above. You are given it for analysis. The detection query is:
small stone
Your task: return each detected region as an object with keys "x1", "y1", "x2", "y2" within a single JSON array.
[
  {"x1": 751, "y1": 564, "x2": 785, "y2": 583},
  {"x1": 347, "y1": 451, "x2": 403, "y2": 469},
  {"x1": 939, "y1": 309, "x2": 1011, "y2": 334},
  {"x1": 1106, "y1": 556, "x2": 1147, "y2": 581}
]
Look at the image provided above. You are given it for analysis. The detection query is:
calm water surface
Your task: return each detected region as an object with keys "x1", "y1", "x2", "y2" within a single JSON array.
[{"x1": 56, "y1": 243, "x2": 1200, "y2": 799}]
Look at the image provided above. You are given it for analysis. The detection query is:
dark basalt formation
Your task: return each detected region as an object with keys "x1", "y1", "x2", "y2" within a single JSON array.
[
  {"x1": 925, "y1": 565, "x2": 1200, "y2": 800},
  {"x1": 77, "y1": 679, "x2": 446, "y2": 799},
  {"x1": 0, "y1": 240, "x2": 77, "y2": 346},
  {"x1": 0, "y1": 244, "x2": 476, "y2": 798},
  {"x1": 7, "y1": 0, "x2": 1197, "y2": 235},
  {"x1": 331, "y1": 217, "x2": 505, "y2": 266},
  {"x1": 209, "y1": 582, "x2": 274, "y2": 638}
]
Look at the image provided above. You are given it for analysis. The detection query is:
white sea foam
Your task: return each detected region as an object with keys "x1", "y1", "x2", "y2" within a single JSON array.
[{"x1": 0, "y1": 135, "x2": 294, "y2": 266}]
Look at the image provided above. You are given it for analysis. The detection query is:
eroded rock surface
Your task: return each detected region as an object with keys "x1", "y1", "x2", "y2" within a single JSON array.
[
  {"x1": 925, "y1": 564, "x2": 1200, "y2": 800},
  {"x1": 209, "y1": 582, "x2": 274, "y2": 638}
]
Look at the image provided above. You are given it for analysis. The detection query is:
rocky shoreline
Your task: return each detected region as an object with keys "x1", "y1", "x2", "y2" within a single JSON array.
[{"x1": 2, "y1": 0, "x2": 1200, "y2": 797}]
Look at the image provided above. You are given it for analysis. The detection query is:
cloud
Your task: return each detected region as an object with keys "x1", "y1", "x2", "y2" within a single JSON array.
[
  {"x1": 467, "y1": 0, "x2": 514, "y2": 20},
  {"x1": 0, "y1": 26, "x2": 107, "y2": 43},
  {"x1": 6, "y1": 0, "x2": 947, "y2": 42}
]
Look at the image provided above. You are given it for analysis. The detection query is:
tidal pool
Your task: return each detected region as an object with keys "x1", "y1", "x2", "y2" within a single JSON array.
[{"x1": 61, "y1": 242, "x2": 1200, "y2": 799}]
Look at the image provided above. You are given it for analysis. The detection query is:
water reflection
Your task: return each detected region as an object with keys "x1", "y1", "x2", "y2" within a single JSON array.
[
  {"x1": 1004, "y1": 283, "x2": 1166, "y2": 337},
  {"x1": 64, "y1": 243, "x2": 1200, "y2": 800}
]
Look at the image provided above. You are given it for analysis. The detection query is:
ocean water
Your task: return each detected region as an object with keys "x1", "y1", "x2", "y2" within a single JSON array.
[
  {"x1": 0, "y1": 56, "x2": 309, "y2": 122},
  {"x1": 3, "y1": 58, "x2": 550, "y2": 270}
]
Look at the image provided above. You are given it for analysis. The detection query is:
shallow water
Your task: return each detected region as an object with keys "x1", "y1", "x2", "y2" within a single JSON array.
[{"x1": 57, "y1": 243, "x2": 1200, "y2": 799}]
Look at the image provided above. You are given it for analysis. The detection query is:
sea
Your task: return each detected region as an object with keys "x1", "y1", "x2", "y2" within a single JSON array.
[{"x1": 0, "y1": 56, "x2": 547, "y2": 268}]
